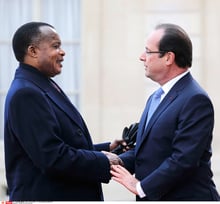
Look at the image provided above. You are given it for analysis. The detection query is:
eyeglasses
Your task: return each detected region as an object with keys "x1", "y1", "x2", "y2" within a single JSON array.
[{"x1": 145, "y1": 48, "x2": 167, "y2": 55}]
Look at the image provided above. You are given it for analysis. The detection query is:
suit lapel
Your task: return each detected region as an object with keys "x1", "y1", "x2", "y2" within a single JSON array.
[
  {"x1": 135, "y1": 93, "x2": 178, "y2": 154},
  {"x1": 16, "y1": 64, "x2": 88, "y2": 135},
  {"x1": 135, "y1": 73, "x2": 192, "y2": 154},
  {"x1": 46, "y1": 89, "x2": 87, "y2": 130},
  {"x1": 138, "y1": 101, "x2": 151, "y2": 138},
  {"x1": 135, "y1": 97, "x2": 151, "y2": 151}
]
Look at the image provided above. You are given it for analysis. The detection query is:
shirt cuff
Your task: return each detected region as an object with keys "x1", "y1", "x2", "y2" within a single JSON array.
[{"x1": 136, "y1": 181, "x2": 146, "y2": 198}]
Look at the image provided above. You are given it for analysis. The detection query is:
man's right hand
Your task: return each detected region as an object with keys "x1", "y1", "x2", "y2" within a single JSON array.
[{"x1": 102, "y1": 151, "x2": 124, "y2": 166}]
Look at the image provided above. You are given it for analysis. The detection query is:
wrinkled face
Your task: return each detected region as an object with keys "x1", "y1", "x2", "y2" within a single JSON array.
[
  {"x1": 35, "y1": 26, "x2": 65, "y2": 77},
  {"x1": 139, "y1": 29, "x2": 168, "y2": 84}
]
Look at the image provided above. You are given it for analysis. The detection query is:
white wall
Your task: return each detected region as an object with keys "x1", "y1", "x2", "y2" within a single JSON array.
[
  {"x1": 81, "y1": 0, "x2": 220, "y2": 200},
  {"x1": 1, "y1": 0, "x2": 220, "y2": 200}
]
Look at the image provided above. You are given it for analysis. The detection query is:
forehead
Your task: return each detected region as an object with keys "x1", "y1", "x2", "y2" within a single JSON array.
[
  {"x1": 146, "y1": 29, "x2": 164, "y2": 49},
  {"x1": 39, "y1": 26, "x2": 60, "y2": 42}
]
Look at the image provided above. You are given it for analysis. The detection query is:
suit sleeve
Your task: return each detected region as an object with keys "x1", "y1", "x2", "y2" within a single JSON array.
[
  {"x1": 140, "y1": 94, "x2": 214, "y2": 200},
  {"x1": 8, "y1": 87, "x2": 111, "y2": 183},
  {"x1": 119, "y1": 148, "x2": 136, "y2": 174},
  {"x1": 94, "y1": 142, "x2": 111, "y2": 151}
]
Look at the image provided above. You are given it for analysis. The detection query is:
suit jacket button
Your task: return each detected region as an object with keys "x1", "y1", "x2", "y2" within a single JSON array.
[{"x1": 77, "y1": 129, "x2": 83, "y2": 136}]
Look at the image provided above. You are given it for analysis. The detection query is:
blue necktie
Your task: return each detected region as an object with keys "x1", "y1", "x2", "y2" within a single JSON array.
[{"x1": 145, "y1": 88, "x2": 164, "y2": 128}]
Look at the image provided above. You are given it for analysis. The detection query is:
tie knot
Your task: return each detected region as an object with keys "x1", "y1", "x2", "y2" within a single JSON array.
[{"x1": 154, "y1": 88, "x2": 164, "y2": 98}]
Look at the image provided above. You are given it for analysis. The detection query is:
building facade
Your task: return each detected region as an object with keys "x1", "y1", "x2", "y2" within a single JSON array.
[{"x1": 0, "y1": 0, "x2": 220, "y2": 200}]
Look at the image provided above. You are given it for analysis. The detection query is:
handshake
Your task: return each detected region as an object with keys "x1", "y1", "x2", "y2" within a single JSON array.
[
  {"x1": 102, "y1": 123, "x2": 138, "y2": 166},
  {"x1": 102, "y1": 151, "x2": 124, "y2": 166}
]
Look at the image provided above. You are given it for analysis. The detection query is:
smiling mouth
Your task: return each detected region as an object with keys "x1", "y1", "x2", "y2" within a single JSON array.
[{"x1": 57, "y1": 59, "x2": 64, "y2": 66}]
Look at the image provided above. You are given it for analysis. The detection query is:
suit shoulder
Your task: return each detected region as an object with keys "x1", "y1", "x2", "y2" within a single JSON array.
[{"x1": 6, "y1": 80, "x2": 45, "y2": 105}]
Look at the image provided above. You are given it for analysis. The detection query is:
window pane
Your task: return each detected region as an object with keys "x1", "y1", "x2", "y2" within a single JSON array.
[
  {"x1": 0, "y1": 0, "x2": 81, "y2": 140},
  {"x1": 0, "y1": 0, "x2": 34, "y2": 140},
  {"x1": 40, "y1": 0, "x2": 81, "y2": 107}
]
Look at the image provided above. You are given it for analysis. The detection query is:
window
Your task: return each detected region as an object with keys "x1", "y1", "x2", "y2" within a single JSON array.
[{"x1": 0, "y1": 0, "x2": 81, "y2": 139}]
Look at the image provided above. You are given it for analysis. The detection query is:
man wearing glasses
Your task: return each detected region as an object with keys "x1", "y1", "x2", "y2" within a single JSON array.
[{"x1": 109, "y1": 23, "x2": 220, "y2": 201}]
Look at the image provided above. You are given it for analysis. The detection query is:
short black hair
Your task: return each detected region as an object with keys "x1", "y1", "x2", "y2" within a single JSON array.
[
  {"x1": 12, "y1": 22, "x2": 54, "y2": 62},
  {"x1": 156, "y1": 23, "x2": 192, "y2": 68}
]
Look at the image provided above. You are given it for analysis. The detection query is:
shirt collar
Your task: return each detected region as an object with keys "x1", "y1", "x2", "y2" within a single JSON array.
[{"x1": 161, "y1": 70, "x2": 189, "y2": 99}]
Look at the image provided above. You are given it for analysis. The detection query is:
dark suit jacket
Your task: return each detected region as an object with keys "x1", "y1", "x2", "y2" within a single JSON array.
[
  {"x1": 4, "y1": 63, "x2": 111, "y2": 201},
  {"x1": 120, "y1": 73, "x2": 220, "y2": 201}
]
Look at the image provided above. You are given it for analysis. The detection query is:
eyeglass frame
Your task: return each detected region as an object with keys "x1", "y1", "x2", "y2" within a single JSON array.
[{"x1": 145, "y1": 47, "x2": 168, "y2": 55}]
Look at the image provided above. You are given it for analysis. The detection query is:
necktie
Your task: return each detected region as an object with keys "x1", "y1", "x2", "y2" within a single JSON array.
[
  {"x1": 50, "y1": 80, "x2": 61, "y2": 93},
  {"x1": 145, "y1": 88, "x2": 164, "y2": 127}
]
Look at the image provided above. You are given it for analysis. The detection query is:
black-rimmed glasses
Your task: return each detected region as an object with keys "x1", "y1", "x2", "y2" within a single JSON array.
[{"x1": 145, "y1": 48, "x2": 167, "y2": 55}]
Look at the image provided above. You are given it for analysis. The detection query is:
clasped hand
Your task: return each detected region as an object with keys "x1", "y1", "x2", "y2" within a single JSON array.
[
  {"x1": 102, "y1": 151, "x2": 124, "y2": 166},
  {"x1": 102, "y1": 147, "x2": 139, "y2": 195},
  {"x1": 111, "y1": 165, "x2": 139, "y2": 195}
]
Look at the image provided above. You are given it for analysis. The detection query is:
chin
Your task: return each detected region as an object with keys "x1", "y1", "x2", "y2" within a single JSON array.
[
  {"x1": 56, "y1": 67, "x2": 62, "y2": 73},
  {"x1": 56, "y1": 71, "x2": 62, "y2": 76},
  {"x1": 145, "y1": 72, "x2": 149, "y2": 78},
  {"x1": 50, "y1": 71, "x2": 61, "y2": 78}
]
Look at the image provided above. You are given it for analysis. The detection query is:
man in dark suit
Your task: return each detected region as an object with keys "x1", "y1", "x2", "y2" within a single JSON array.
[
  {"x1": 109, "y1": 23, "x2": 220, "y2": 200},
  {"x1": 4, "y1": 22, "x2": 123, "y2": 201}
]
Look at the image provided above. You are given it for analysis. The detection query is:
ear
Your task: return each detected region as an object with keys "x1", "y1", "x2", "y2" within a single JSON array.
[
  {"x1": 165, "y1": 51, "x2": 175, "y2": 66},
  {"x1": 27, "y1": 45, "x2": 38, "y2": 58}
]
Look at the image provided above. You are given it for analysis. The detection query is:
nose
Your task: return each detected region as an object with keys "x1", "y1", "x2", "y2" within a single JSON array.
[
  {"x1": 139, "y1": 52, "x2": 146, "y2": 61},
  {"x1": 59, "y1": 48, "x2": 65, "y2": 56}
]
